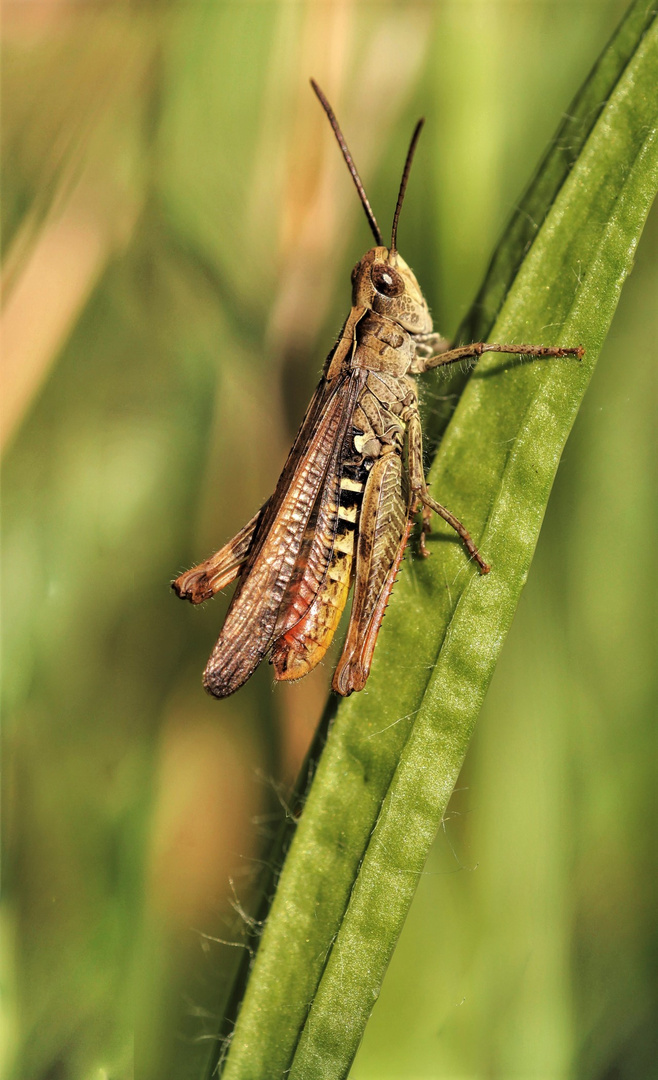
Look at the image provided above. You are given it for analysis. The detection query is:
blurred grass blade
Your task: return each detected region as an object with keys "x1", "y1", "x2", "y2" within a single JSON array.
[
  {"x1": 423, "y1": 0, "x2": 658, "y2": 453},
  {"x1": 457, "y1": 0, "x2": 658, "y2": 346},
  {"x1": 220, "y1": 7, "x2": 658, "y2": 1079}
]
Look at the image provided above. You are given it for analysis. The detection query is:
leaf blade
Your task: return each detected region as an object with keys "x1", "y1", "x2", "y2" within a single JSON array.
[{"x1": 220, "y1": 8, "x2": 658, "y2": 1078}]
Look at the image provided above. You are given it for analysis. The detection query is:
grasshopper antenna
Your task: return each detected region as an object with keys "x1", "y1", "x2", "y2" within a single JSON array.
[
  {"x1": 390, "y1": 118, "x2": 424, "y2": 256},
  {"x1": 310, "y1": 78, "x2": 384, "y2": 247}
]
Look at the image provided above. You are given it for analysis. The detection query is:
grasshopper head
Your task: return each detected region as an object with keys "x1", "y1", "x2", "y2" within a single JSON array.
[
  {"x1": 310, "y1": 81, "x2": 431, "y2": 333},
  {"x1": 351, "y1": 247, "x2": 433, "y2": 335}
]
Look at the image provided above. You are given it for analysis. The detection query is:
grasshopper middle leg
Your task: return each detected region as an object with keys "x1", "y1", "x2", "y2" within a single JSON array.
[{"x1": 406, "y1": 409, "x2": 490, "y2": 574}]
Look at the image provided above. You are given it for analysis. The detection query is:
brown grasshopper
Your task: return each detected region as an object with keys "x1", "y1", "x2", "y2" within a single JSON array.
[{"x1": 173, "y1": 80, "x2": 583, "y2": 698}]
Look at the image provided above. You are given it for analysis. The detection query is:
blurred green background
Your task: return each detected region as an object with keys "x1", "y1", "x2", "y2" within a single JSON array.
[{"x1": 2, "y1": 2, "x2": 656, "y2": 1078}]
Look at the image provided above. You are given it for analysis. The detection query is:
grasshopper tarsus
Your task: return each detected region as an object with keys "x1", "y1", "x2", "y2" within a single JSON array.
[
  {"x1": 173, "y1": 83, "x2": 580, "y2": 697},
  {"x1": 171, "y1": 573, "x2": 213, "y2": 605}
]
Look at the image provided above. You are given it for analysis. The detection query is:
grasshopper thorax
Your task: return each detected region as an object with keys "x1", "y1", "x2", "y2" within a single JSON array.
[{"x1": 351, "y1": 247, "x2": 433, "y2": 335}]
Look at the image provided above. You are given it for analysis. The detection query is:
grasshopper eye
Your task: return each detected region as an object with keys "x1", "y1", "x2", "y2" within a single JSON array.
[{"x1": 371, "y1": 264, "x2": 404, "y2": 297}]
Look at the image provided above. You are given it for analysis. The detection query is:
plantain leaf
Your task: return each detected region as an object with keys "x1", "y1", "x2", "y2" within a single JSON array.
[{"x1": 219, "y1": 5, "x2": 658, "y2": 1078}]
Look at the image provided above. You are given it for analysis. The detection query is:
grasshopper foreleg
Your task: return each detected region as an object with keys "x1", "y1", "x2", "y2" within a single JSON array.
[{"x1": 416, "y1": 340, "x2": 584, "y2": 372}]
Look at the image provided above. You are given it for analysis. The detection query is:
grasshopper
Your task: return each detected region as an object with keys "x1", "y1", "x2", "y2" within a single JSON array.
[{"x1": 173, "y1": 80, "x2": 583, "y2": 698}]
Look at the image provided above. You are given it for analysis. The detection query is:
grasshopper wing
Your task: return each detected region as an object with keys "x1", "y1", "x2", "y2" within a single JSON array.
[{"x1": 203, "y1": 370, "x2": 366, "y2": 698}]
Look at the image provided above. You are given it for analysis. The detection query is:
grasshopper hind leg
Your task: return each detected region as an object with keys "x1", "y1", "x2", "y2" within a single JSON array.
[
  {"x1": 172, "y1": 503, "x2": 268, "y2": 603},
  {"x1": 333, "y1": 451, "x2": 412, "y2": 696}
]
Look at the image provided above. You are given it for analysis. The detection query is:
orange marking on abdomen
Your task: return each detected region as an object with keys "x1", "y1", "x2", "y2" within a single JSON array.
[{"x1": 271, "y1": 532, "x2": 355, "y2": 682}]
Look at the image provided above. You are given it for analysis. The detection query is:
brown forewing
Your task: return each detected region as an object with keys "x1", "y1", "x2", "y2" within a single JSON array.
[{"x1": 203, "y1": 369, "x2": 366, "y2": 698}]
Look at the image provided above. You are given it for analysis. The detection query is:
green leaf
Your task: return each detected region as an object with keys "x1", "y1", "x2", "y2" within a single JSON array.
[{"x1": 219, "y1": 5, "x2": 658, "y2": 1078}]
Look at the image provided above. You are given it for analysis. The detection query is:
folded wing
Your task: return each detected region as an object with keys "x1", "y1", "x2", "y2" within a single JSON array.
[{"x1": 203, "y1": 370, "x2": 365, "y2": 698}]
